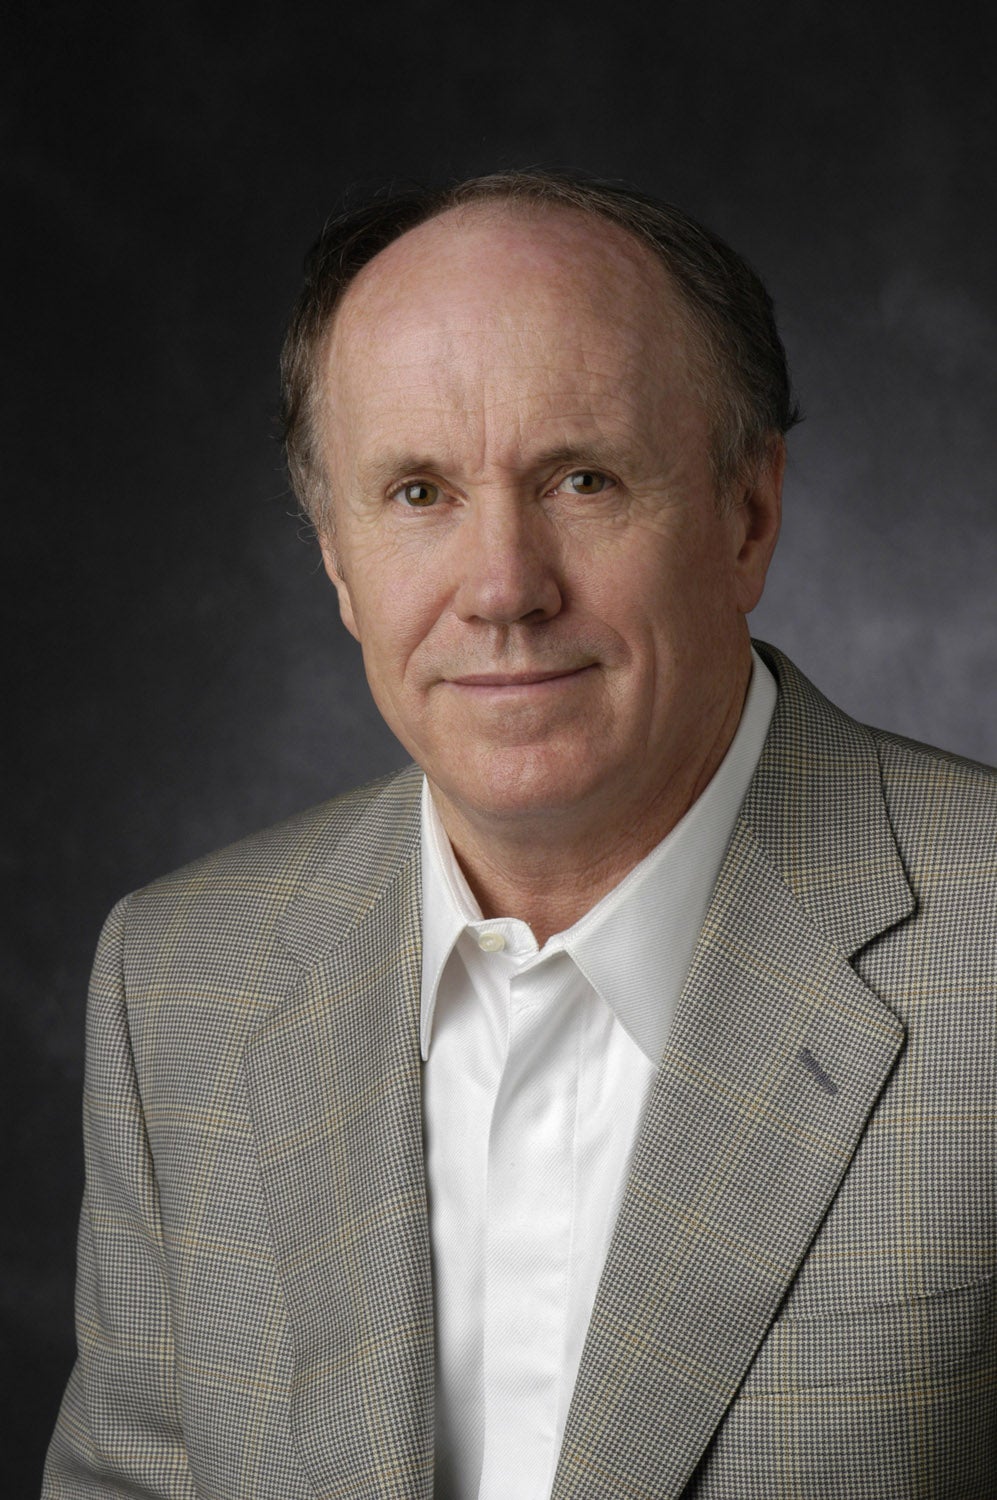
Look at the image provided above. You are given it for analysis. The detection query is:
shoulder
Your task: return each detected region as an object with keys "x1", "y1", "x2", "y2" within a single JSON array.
[
  {"x1": 867, "y1": 724, "x2": 997, "y2": 869},
  {"x1": 117, "y1": 764, "x2": 423, "y2": 953},
  {"x1": 759, "y1": 639, "x2": 995, "y2": 809},
  {"x1": 752, "y1": 641, "x2": 996, "y2": 914},
  {"x1": 869, "y1": 720, "x2": 996, "y2": 791}
]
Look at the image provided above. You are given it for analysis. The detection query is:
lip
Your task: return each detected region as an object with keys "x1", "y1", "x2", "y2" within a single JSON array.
[{"x1": 446, "y1": 665, "x2": 594, "y2": 689}]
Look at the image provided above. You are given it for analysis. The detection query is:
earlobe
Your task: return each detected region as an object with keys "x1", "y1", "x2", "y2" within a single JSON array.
[
  {"x1": 319, "y1": 533, "x2": 361, "y2": 642},
  {"x1": 733, "y1": 437, "x2": 785, "y2": 615}
]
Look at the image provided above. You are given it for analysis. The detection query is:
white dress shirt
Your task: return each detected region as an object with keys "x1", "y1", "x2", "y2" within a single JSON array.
[{"x1": 420, "y1": 652, "x2": 776, "y2": 1500}]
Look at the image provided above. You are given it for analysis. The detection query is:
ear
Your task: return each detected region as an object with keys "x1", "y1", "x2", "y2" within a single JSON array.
[
  {"x1": 318, "y1": 531, "x2": 361, "y2": 642},
  {"x1": 731, "y1": 436, "x2": 785, "y2": 615}
]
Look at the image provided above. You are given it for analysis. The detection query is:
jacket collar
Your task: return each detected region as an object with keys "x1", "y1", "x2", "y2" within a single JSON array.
[{"x1": 742, "y1": 642, "x2": 915, "y2": 955}]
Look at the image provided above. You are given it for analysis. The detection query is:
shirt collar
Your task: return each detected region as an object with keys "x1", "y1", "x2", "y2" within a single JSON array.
[{"x1": 420, "y1": 648, "x2": 777, "y2": 1063}]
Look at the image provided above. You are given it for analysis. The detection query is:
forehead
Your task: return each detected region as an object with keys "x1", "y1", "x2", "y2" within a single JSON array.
[{"x1": 331, "y1": 204, "x2": 698, "y2": 377}]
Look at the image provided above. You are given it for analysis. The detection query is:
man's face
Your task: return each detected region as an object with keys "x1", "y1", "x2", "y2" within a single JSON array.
[{"x1": 316, "y1": 206, "x2": 781, "y2": 841}]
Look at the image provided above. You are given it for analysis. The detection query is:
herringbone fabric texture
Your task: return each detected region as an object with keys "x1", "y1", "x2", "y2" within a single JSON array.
[{"x1": 44, "y1": 646, "x2": 997, "y2": 1498}]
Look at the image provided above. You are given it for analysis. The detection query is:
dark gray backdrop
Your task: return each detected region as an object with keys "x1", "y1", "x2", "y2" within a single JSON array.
[{"x1": 7, "y1": 0, "x2": 996, "y2": 1488}]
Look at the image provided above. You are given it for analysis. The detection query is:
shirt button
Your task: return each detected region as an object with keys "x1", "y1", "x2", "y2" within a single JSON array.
[{"x1": 477, "y1": 931, "x2": 506, "y2": 953}]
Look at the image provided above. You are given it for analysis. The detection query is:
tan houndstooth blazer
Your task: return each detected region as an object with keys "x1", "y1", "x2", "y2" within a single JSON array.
[{"x1": 44, "y1": 645, "x2": 997, "y2": 1499}]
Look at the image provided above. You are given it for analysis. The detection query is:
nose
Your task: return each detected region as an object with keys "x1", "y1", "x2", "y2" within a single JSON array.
[{"x1": 452, "y1": 496, "x2": 562, "y2": 625}]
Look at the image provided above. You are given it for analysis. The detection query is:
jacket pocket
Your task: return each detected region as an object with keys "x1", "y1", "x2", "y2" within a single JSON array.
[
  {"x1": 689, "y1": 1275, "x2": 997, "y2": 1499},
  {"x1": 747, "y1": 1272, "x2": 996, "y2": 1390}
]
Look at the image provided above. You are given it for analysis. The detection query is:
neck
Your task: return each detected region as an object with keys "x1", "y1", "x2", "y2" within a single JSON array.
[{"x1": 431, "y1": 660, "x2": 751, "y2": 946}]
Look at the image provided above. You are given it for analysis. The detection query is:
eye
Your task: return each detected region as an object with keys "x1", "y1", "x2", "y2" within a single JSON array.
[
  {"x1": 556, "y1": 470, "x2": 612, "y2": 496},
  {"x1": 394, "y1": 480, "x2": 441, "y2": 508}
]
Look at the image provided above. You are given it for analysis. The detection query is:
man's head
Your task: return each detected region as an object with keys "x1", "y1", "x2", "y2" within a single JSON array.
[{"x1": 283, "y1": 173, "x2": 795, "y2": 855}]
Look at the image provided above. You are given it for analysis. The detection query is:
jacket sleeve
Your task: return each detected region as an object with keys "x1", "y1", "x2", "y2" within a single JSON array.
[{"x1": 42, "y1": 898, "x2": 197, "y2": 1499}]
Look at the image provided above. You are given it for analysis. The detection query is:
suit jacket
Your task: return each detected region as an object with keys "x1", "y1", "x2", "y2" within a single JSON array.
[{"x1": 44, "y1": 645, "x2": 997, "y2": 1499}]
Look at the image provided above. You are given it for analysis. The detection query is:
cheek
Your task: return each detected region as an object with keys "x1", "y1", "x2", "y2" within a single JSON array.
[
  {"x1": 585, "y1": 539, "x2": 706, "y2": 633},
  {"x1": 347, "y1": 565, "x2": 447, "y2": 692},
  {"x1": 593, "y1": 537, "x2": 738, "y2": 675}
]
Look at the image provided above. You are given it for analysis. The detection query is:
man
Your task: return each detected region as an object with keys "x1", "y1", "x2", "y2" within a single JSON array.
[{"x1": 45, "y1": 173, "x2": 996, "y2": 1498}]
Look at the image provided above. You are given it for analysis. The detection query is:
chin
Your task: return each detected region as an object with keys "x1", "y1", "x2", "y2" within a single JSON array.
[{"x1": 432, "y1": 748, "x2": 611, "y2": 826}]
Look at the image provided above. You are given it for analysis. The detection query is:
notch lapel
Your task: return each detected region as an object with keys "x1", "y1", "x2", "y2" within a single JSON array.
[
  {"x1": 243, "y1": 772, "x2": 434, "y2": 1500},
  {"x1": 553, "y1": 647, "x2": 916, "y2": 1500}
]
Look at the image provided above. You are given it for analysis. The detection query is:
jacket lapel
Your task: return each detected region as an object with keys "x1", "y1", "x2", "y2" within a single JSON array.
[
  {"x1": 243, "y1": 771, "x2": 434, "y2": 1500},
  {"x1": 553, "y1": 647, "x2": 916, "y2": 1500}
]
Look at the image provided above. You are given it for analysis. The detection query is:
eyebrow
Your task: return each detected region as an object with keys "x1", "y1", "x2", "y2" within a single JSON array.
[
  {"x1": 355, "y1": 453, "x2": 445, "y2": 492},
  {"x1": 529, "y1": 444, "x2": 635, "y2": 473}
]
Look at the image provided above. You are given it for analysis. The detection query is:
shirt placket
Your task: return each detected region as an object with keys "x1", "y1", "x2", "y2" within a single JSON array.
[{"x1": 478, "y1": 951, "x2": 583, "y2": 1498}]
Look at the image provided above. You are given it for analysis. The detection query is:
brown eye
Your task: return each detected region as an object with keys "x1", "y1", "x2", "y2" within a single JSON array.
[
  {"x1": 399, "y1": 481, "x2": 440, "y2": 507},
  {"x1": 564, "y1": 470, "x2": 608, "y2": 495}
]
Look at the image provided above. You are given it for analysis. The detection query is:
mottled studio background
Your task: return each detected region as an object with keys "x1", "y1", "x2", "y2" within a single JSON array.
[{"x1": 6, "y1": 0, "x2": 997, "y2": 1487}]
